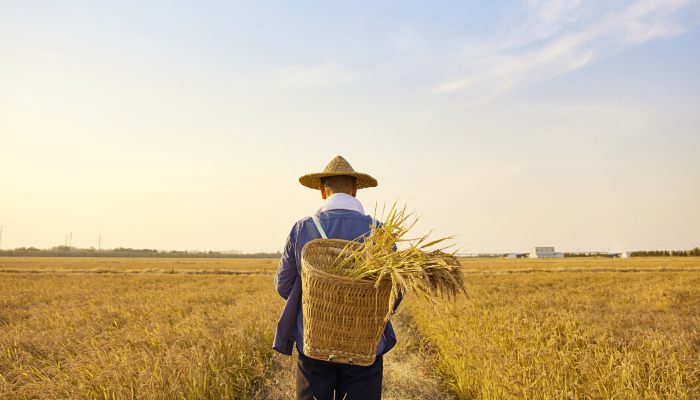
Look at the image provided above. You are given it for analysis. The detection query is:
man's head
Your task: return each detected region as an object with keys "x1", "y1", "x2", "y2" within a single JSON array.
[
  {"x1": 320, "y1": 175, "x2": 357, "y2": 199},
  {"x1": 298, "y1": 155, "x2": 378, "y2": 195}
]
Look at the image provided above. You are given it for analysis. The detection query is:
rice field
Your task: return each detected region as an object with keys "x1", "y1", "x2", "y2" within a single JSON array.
[
  {"x1": 0, "y1": 273, "x2": 282, "y2": 399},
  {"x1": 0, "y1": 257, "x2": 698, "y2": 399},
  {"x1": 409, "y1": 271, "x2": 700, "y2": 399},
  {"x1": 0, "y1": 257, "x2": 279, "y2": 273}
]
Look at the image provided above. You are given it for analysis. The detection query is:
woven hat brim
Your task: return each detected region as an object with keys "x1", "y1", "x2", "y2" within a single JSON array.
[{"x1": 299, "y1": 172, "x2": 378, "y2": 190}]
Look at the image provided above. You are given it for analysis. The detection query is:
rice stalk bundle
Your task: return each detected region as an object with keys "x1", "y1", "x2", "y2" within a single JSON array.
[{"x1": 328, "y1": 203, "x2": 467, "y2": 318}]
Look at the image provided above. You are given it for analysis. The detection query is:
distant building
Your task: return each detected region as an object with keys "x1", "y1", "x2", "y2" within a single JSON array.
[
  {"x1": 530, "y1": 246, "x2": 564, "y2": 258},
  {"x1": 505, "y1": 253, "x2": 529, "y2": 259}
]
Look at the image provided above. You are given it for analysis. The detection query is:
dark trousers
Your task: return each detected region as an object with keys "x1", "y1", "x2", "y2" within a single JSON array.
[{"x1": 296, "y1": 350, "x2": 383, "y2": 400}]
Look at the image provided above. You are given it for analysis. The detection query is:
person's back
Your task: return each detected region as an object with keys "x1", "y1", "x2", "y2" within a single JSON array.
[{"x1": 273, "y1": 156, "x2": 401, "y2": 400}]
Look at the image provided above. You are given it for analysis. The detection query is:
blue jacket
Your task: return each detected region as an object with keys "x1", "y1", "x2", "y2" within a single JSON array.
[{"x1": 273, "y1": 208, "x2": 402, "y2": 356}]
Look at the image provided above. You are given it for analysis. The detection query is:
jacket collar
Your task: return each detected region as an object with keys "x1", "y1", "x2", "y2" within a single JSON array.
[{"x1": 316, "y1": 193, "x2": 365, "y2": 215}]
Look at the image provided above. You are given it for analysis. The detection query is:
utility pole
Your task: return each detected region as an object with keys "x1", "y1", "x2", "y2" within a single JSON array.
[
  {"x1": 69, "y1": 231, "x2": 72, "y2": 247},
  {"x1": 0, "y1": 225, "x2": 3, "y2": 250},
  {"x1": 98, "y1": 234, "x2": 102, "y2": 251}
]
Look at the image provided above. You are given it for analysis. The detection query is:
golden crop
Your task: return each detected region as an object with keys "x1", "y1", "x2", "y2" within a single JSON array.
[
  {"x1": 0, "y1": 257, "x2": 279, "y2": 273},
  {"x1": 0, "y1": 257, "x2": 697, "y2": 399},
  {"x1": 410, "y1": 270, "x2": 700, "y2": 399},
  {"x1": 0, "y1": 272, "x2": 284, "y2": 399}
]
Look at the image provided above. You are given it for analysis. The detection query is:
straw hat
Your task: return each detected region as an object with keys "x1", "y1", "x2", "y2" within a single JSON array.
[{"x1": 299, "y1": 155, "x2": 378, "y2": 190}]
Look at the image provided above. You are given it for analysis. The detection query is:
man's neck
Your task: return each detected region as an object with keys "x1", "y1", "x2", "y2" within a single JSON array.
[
  {"x1": 326, "y1": 191, "x2": 353, "y2": 198},
  {"x1": 318, "y1": 192, "x2": 365, "y2": 214}
]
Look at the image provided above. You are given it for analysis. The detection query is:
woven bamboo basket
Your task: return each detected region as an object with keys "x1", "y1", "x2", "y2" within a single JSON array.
[{"x1": 301, "y1": 238, "x2": 393, "y2": 366}]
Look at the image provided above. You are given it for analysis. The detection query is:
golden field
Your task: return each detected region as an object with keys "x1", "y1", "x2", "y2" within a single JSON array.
[
  {"x1": 409, "y1": 271, "x2": 700, "y2": 399},
  {"x1": 0, "y1": 257, "x2": 279, "y2": 273},
  {"x1": 0, "y1": 273, "x2": 283, "y2": 399},
  {"x1": 0, "y1": 257, "x2": 698, "y2": 399}
]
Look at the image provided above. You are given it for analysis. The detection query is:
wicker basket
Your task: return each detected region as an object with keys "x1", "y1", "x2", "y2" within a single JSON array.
[{"x1": 300, "y1": 238, "x2": 393, "y2": 366}]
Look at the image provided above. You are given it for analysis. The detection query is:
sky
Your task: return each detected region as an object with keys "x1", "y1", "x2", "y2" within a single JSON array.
[{"x1": 1, "y1": 0, "x2": 699, "y2": 253}]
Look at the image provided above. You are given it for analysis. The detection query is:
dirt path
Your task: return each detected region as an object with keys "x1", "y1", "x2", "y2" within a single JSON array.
[
  {"x1": 260, "y1": 309, "x2": 453, "y2": 400},
  {"x1": 382, "y1": 310, "x2": 454, "y2": 400}
]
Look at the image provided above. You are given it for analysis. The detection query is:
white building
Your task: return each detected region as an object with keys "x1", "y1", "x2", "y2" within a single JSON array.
[
  {"x1": 505, "y1": 253, "x2": 529, "y2": 259},
  {"x1": 530, "y1": 246, "x2": 564, "y2": 258}
]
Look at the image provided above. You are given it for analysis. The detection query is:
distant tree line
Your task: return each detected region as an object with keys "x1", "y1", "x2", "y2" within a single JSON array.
[
  {"x1": 564, "y1": 248, "x2": 700, "y2": 257},
  {"x1": 564, "y1": 252, "x2": 615, "y2": 258},
  {"x1": 630, "y1": 248, "x2": 700, "y2": 257},
  {"x1": 0, "y1": 246, "x2": 282, "y2": 258}
]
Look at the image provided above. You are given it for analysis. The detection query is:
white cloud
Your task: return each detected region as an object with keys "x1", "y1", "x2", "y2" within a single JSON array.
[{"x1": 433, "y1": 0, "x2": 694, "y2": 98}]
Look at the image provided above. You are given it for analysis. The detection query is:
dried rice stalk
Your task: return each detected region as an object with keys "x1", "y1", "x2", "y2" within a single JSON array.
[{"x1": 329, "y1": 203, "x2": 466, "y2": 317}]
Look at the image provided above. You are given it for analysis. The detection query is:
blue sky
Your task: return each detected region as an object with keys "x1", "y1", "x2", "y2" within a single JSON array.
[{"x1": 1, "y1": 0, "x2": 699, "y2": 253}]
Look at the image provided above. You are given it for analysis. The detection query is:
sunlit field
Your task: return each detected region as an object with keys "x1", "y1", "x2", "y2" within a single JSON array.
[
  {"x1": 409, "y1": 271, "x2": 700, "y2": 399},
  {"x1": 0, "y1": 257, "x2": 278, "y2": 273},
  {"x1": 458, "y1": 256, "x2": 700, "y2": 272},
  {"x1": 0, "y1": 273, "x2": 282, "y2": 399},
  {"x1": 1, "y1": 257, "x2": 698, "y2": 399}
]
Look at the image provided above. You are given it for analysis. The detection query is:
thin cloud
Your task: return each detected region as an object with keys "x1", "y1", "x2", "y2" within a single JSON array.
[{"x1": 433, "y1": 0, "x2": 694, "y2": 98}]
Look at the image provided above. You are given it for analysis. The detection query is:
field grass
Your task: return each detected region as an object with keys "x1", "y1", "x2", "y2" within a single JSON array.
[
  {"x1": 409, "y1": 271, "x2": 700, "y2": 399},
  {"x1": 3, "y1": 256, "x2": 696, "y2": 274},
  {"x1": 1, "y1": 257, "x2": 698, "y2": 399},
  {"x1": 458, "y1": 256, "x2": 700, "y2": 272},
  {"x1": 0, "y1": 273, "x2": 283, "y2": 399},
  {"x1": 0, "y1": 257, "x2": 278, "y2": 273}
]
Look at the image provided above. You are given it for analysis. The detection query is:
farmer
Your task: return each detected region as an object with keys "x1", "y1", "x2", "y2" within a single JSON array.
[{"x1": 273, "y1": 155, "x2": 401, "y2": 400}]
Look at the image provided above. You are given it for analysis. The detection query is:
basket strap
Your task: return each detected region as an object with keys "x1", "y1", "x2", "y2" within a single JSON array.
[{"x1": 311, "y1": 215, "x2": 328, "y2": 239}]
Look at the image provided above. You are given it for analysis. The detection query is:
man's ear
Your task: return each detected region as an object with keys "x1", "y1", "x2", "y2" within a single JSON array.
[
  {"x1": 320, "y1": 184, "x2": 327, "y2": 200},
  {"x1": 351, "y1": 184, "x2": 358, "y2": 197}
]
